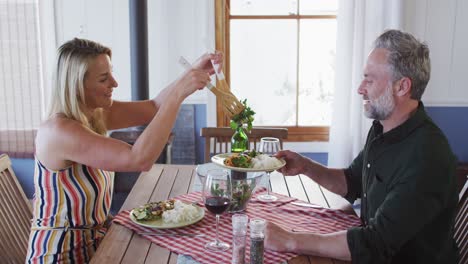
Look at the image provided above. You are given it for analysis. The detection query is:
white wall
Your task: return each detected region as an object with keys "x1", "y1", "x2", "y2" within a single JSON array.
[
  {"x1": 403, "y1": 0, "x2": 468, "y2": 106},
  {"x1": 53, "y1": 0, "x2": 468, "y2": 107},
  {"x1": 54, "y1": 0, "x2": 131, "y2": 101},
  {"x1": 54, "y1": 0, "x2": 214, "y2": 104}
]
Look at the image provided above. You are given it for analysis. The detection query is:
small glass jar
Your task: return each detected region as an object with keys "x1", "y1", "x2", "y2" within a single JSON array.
[
  {"x1": 249, "y1": 218, "x2": 265, "y2": 264},
  {"x1": 232, "y1": 214, "x2": 248, "y2": 264}
]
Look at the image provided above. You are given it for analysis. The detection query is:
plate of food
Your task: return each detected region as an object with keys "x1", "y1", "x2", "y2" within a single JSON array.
[
  {"x1": 211, "y1": 150, "x2": 286, "y2": 172},
  {"x1": 129, "y1": 199, "x2": 205, "y2": 229}
]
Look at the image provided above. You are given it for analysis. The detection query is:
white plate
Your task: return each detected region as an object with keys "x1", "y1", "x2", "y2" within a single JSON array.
[
  {"x1": 211, "y1": 153, "x2": 286, "y2": 172},
  {"x1": 129, "y1": 203, "x2": 205, "y2": 229}
]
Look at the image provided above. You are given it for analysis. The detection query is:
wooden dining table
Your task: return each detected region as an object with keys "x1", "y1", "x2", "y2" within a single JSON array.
[{"x1": 91, "y1": 164, "x2": 353, "y2": 264}]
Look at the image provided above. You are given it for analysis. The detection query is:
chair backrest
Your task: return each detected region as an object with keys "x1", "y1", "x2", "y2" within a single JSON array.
[
  {"x1": 200, "y1": 127, "x2": 288, "y2": 162},
  {"x1": 0, "y1": 154, "x2": 33, "y2": 263},
  {"x1": 455, "y1": 175, "x2": 468, "y2": 263},
  {"x1": 457, "y1": 163, "x2": 468, "y2": 194}
]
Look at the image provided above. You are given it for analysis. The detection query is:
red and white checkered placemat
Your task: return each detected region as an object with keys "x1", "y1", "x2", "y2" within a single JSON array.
[{"x1": 113, "y1": 191, "x2": 361, "y2": 264}]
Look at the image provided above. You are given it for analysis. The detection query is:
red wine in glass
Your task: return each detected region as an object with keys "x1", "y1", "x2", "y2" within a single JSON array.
[
  {"x1": 205, "y1": 196, "x2": 230, "y2": 214},
  {"x1": 203, "y1": 169, "x2": 231, "y2": 251}
]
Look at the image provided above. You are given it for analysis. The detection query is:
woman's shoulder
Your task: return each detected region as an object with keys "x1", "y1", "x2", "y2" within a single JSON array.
[
  {"x1": 38, "y1": 115, "x2": 74, "y2": 138},
  {"x1": 36, "y1": 115, "x2": 91, "y2": 168}
]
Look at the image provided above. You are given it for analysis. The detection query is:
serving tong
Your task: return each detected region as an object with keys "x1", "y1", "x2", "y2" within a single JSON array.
[{"x1": 178, "y1": 56, "x2": 245, "y2": 118}]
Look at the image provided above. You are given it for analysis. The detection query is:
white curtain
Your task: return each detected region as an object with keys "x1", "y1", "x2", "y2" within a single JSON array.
[
  {"x1": 0, "y1": 0, "x2": 46, "y2": 158},
  {"x1": 327, "y1": 0, "x2": 403, "y2": 168},
  {"x1": 38, "y1": 0, "x2": 56, "y2": 114}
]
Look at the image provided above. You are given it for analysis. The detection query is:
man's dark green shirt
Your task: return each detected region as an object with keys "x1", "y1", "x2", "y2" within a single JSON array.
[{"x1": 344, "y1": 102, "x2": 459, "y2": 264}]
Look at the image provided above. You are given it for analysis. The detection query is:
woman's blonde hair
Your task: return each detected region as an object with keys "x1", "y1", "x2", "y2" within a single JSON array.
[{"x1": 48, "y1": 38, "x2": 112, "y2": 135}]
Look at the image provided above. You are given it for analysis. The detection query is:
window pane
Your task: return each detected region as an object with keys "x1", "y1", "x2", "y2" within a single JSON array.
[
  {"x1": 298, "y1": 19, "x2": 336, "y2": 126},
  {"x1": 230, "y1": 0, "x2": 297, "y2": 16},
  {"x1": 230, "y1": 20, "x2": 297, "y2": 126},
  {"x1": 299, "y1": 0, "x2": 338, "y2": 15}
]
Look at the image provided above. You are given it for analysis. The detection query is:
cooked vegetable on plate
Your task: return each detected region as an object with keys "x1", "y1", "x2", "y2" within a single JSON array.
[{"x1": 223, "y1": 150, "x2": 284, "y2": 169}]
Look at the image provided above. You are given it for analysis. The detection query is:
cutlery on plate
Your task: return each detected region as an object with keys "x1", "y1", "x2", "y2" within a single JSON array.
[
  {"x1": 139, "y1": 232, "x2": 206, "y2": 237},
  {"x1": 290, "y1": 202, "x2": 323, "y2": 208}
]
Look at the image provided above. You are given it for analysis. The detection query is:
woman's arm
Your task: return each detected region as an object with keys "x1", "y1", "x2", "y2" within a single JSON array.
[
  {"x1": 104, "y1": 52, "x2": 223, "y2": 130},
  {"x1": 37, "y1": 67, "x2": 211, "y2": 172},
  {"x1": 104, "y1": 100, "x2": 157, "y2": 130}
]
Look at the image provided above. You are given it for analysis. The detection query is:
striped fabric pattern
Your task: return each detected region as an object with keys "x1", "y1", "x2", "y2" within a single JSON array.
[
  {"x1": 26, "y1": 159, "x2": 114, "y2": 263},
  {"x1": 113, "y1": 191, "x2": 362, "y2": 264}
]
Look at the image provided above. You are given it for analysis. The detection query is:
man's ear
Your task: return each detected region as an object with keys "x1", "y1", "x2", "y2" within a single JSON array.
[{"x1": 395, "y1": 77, "x2": 412, "y2": 97}]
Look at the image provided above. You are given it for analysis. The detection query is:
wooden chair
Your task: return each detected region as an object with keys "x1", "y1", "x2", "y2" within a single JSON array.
[
  {"x1": 0, "y1": 154, "x2": 33, "y2": 263},
  {"x1": 200, "y1": 127, "x2": 288, "y2": 162},
  {"x1": 110, "y1": 130, "x2": 175, "y2": 164},
  {"x1": 455, "y1": 175, "x2": 468, "y2": 263}
]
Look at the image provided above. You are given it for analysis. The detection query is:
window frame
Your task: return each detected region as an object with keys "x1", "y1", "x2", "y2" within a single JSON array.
[{"x1": 214, "y1": 0, "x2": 336, "y2": 142}]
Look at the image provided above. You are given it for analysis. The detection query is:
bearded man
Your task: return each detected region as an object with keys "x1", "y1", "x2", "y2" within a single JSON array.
[{"x1": 264, "y1": 30, "x2": 459, "y2": 264}]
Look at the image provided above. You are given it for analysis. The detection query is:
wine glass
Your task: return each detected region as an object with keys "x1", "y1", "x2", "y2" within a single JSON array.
[
  {"x1": 203, "y1": 169, "x2": 232, "y2": 251},
  {"x1": 257, "y1": 137, "x2": 281, "y2": 202}
]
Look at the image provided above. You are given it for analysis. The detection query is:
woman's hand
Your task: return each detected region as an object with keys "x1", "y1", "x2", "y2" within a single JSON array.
[
  {"x1": 175, "y1": 68, "x2": 212, "y2": 98},
  {"x1": 192, "y1": 51, "x2": 223, "y2": 76}
]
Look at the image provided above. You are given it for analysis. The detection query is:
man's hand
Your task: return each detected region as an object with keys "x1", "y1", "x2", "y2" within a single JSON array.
[
  {"x1": 275, "y1": 150, "x2": 345, "y2": 197},
  {"x1": 264, "y1": 221, "x2": 296, "y2": 252},
  {"x1": 275, "y1": 150, "x2": 310, "y2": 176},
  {"x1": 265, "y1": 221, "x2": 351, "y2": 260}
]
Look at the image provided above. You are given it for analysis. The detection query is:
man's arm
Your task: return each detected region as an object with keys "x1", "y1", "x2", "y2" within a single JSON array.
[
  {"x1": 303, "y1": 167, "x2": 349, "y2": 197},
  {"x1": 265, "y1": 222, "x2": 351, "y2": 261},
  {"x1": 276, "y1": 150, "x2": 363, "y2": 198},
  {"x1": 275, "y1": 150, "x2": 347, "y2": 196},
  {"x1": 266, "y1": 161, "x2": 453, "y2": 263}
]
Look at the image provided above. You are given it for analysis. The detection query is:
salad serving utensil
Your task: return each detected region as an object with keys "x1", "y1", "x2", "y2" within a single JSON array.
[{"x1": 178, "y1": 56, "x2": 245, "y2": 118}]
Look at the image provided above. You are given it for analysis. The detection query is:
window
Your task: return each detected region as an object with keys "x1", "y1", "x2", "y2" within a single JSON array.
[{"x1": 215, "y1": 0, "x2": 337, "y2": 141}]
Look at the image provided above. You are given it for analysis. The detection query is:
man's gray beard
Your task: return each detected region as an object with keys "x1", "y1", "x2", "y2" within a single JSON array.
[{"x1": 364, "y1": 85, "x2": 395, "y2": 120}]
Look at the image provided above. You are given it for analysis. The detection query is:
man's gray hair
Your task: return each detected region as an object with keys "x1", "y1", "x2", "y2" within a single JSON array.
[{"x1": 374, "y1": 29, "x2": 431, "y2": 100}]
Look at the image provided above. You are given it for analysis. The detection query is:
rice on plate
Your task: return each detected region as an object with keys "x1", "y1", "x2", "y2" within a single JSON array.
[
  {"x1": 251, "y1": 154, "x2": 283, "y2": 170},
  {"x1": 162, "y1": 200, "x2": 199, "y2": 224}
]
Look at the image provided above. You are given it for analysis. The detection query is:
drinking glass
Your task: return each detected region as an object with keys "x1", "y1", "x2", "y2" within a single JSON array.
[
  {"x1": 203, "y1": 169, "x2": 232, "y2": 251},
  {"x1": 257, "y1": 137, "x2": 281, "y2": 202}
]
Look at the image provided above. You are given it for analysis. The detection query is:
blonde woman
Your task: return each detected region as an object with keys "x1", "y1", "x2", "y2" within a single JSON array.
[{"x1": 26, "y1": 38, "x2": 222, "y2": 263}]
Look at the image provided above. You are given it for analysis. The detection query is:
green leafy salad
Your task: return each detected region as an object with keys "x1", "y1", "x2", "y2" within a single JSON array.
[
  {"x1": 230, "y1": 99, "x2": 255, "y2": 132},
  {"x1": 223, "y1": 149, "x2": 260, "y2": 168}
]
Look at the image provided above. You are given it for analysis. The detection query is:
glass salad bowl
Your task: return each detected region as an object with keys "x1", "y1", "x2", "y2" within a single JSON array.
[{"x1": 196, "y1": 163, "x2": 264, "y2": 212}]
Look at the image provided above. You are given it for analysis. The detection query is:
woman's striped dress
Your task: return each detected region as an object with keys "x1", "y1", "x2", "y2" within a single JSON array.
[{"x1": 26, "y1": 159, "x2": 114, "y2": 263}]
